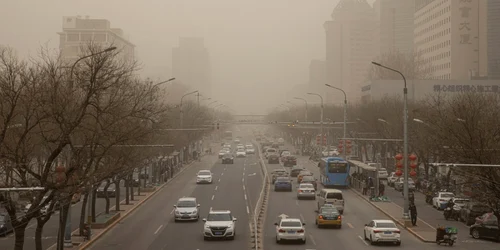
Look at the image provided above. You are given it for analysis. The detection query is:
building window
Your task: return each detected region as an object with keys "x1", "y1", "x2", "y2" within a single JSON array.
[
  {"x1": 81, "y1": 34, "x2": 93, "y2": 41},
  {"x1": 67, "y1": 33, "x2": 79, "y2": 42}
]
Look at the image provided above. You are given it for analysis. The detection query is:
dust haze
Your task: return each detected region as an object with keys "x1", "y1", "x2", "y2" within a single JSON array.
[{"x1": 1, "y1": 0, "x2": 380, "y2": 114}]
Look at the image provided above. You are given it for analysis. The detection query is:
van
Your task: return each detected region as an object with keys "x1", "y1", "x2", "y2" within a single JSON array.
[{"x1": 316, "y1": 189, "x2": 344, "y2": 214}]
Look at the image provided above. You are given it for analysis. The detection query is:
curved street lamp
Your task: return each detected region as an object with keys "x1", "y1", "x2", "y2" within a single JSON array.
[
  {"x1": 180, "y1": 90, "x2": 198, "y2": 128},
  {"x1": 307, "y1": 92, "x2": 324, "y2": 137},
  {"x1": 294, "y1": 97, "x2": 308, "y2": 122}
]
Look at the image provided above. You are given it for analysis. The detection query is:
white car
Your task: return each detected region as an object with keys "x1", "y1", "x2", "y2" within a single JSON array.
[
  {"x1": 394, "y1": 177, "x2": 415, "y2": 191},
  {"x1": 173, "y1": 197, "x2": 200, "y2": 221},
  {"x1": 196, "y1": 170, "x2": 213, "y2": 184},
  {"x1": 218, "y1": 149, "x2": 226, "y2": 158},
  {"x1": 277, "y1": 138, "x2": 285, "y2": 145},
  {"x1": 236, "y1": 148, "x2": 246, "y2": 157},
  {"x1": 275, "y1": 217, "x2": 306, "y2": 244},
  {"x1": 432, "y1": 192, "x2": 455, "y2": 210},
  {"x1": 387, "y1": 172, "x2": 399, "y2": 187},
  {"x1": 203, "y1": 210, "x2": 237, "y2": 240},
  {"x1": 297, "y1": 183, "x2": 316, "y2": 200},
  {"x1": 363, "y1": 219, "x2": 401, "y2": 246},
  {"x1": 245, "y1": 146, "x2": 255, "y2": 154},
  {"x1": 377, "y1": 168, "x2": 389, "y2": 179}
]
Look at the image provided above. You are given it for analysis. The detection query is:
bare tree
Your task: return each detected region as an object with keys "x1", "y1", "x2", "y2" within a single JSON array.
[{"x1": 368, "y1": 49, "x2": 432, "y2": 80}]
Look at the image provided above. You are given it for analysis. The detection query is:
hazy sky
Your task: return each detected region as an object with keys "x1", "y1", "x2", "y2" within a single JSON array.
[{"x1": 1, "y1": 0, "x2": 374, "y2": 114}]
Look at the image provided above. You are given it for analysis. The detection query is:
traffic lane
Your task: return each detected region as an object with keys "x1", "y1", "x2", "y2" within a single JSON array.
[
  {"x1": 383, "y1": 187, "x2": 499, "y2": 248},
  {"x1": 89, "y1": 156, "x2": 220, "y2": 250},
  {"x1": 242, "y1": 154, "x2": 263, "y2": 216},
  {"x1": 147, "y1": 158, "x2": 250, "y2": 250}
]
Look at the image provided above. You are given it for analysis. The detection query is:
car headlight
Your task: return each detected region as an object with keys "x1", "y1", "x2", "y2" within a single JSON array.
[
  {"x1": 227, "y1": 224, "x2": 232, "y2": 229},
  {"x1": 175, "y1": 210, "x2": 180, "y2": 215},
  {"x1": 204, "y1": 224, "x2": 210, "y2": 229},
  {"x1": 192, "y1": 210, "x2": 198, "y2": 214}
]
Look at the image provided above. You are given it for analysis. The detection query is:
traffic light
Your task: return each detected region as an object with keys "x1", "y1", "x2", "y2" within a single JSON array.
[{"x1": 217, "y1": 123, "x2": 220, "y2": 129}]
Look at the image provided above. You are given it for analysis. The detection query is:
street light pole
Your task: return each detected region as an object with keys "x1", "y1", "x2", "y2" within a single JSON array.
[
  {"x1": 325, "y1": 84, "x2": 348, "y2": 160},
  {"x1": 65, "y1": 46, "x2": 117, "y2": 249},
  {"x1": 180, "y1": 90, "x2": 198, "y2": 128},
  {"x1": 293, "y1": 97, "x2": 308, "y2": 122},
  {"x1": 307, "y1": 93, "x2": 324, "y2": 143},
  {"x1": 286, "y1": 101, "x2": 298, "y2": 121},
  {"x1": 372, "y1": 61, "x2": 410, "y2": 221}
]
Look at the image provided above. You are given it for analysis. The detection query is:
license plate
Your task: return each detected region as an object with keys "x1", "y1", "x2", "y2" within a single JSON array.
[
  {"x1": 214, "y1": 232, "x2": 223, "y2": 235},
  {"x1": 182, "y1": 215, "x2": 189, "y2": 218},
  {"x1": 384, "y1": 232, "x2": 392, "y2": 234},
  {"x1": 288, "y1": 231, "x2": 295, "y2": 234}
]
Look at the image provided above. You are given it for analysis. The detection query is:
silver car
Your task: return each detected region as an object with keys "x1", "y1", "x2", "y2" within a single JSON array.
[
  {"x1": 297, "y1": 183, "x2": 316, "y2": 200},
  {"x1": 174, "y1": 197, "x2": 200, "y2": 221}
]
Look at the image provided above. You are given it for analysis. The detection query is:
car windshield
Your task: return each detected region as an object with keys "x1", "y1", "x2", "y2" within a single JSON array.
[
  {"x1": 320, "y1": 208, "x2": 338, "y2": 214},
  {"x1": 441, "y1": 193, "x2": 454, "y2": 198},
  {"x1": 177, "y1": 200, "x2": 196, "y2": 207},
  {"x1": 199, "y1": 171, "x2": 211, "y2": 175},
  {"x1": 238, "y1": 148, "x2": 245, "y2": 152},
  {"x1": 282, "y1": 151, "x2": 290, "y2": 156},
  {"x1": 326, "y1": 193, "x2": 343, "y2": 199},
  {"x1": 207, "y1": 213, "x2": 232, "y2": 221},
  {"x1": 299, "y1": 172, "x2": 312, "y2": 176},
  {"x1": 276, "y1": 177, "x2": 290, "y2": 182},
  {"x1": 328, "y1": 162, "x2": 347, "y2": 173},
  {"x1": 273, "y1": 170, "x2": 286, "y2": 174},
  {"x1": 302, "y1": 176, "x2": 314, "y2": 181},
  {"x1": 376, "y1": 222, "x2": 397, "y2": 228},
  {"x1": 281, "y1": 221, "x2": 302, "y2": 227},
  {"x1": 299, "y1": 184, "x2": 314, "y2": 189},
  {"x1": 223, "y1": 153, "x2": 232, "y2": 157}
]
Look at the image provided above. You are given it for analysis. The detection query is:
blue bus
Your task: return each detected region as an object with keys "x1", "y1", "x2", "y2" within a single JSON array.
[{"x1": 318, "y1": 157, "x2": 350, "y2": 188}]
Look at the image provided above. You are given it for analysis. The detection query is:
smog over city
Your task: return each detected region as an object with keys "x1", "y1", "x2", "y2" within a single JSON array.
[{"x1": 1, "y1": 1, "x2": 500, "y2": 250}]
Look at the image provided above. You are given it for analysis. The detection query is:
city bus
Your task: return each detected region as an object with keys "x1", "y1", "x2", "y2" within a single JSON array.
[
  {"x1": 318, "y1": 157, "x2": 350, "y2": 188},
  {"x1": 223, "y1": 130, "x2": 233, "y2": 141}
]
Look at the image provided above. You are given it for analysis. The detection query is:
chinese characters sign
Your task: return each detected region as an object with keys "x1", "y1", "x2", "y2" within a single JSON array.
[
  {"x1": 433, "y1": 85, "x2": 500, "y2": 93},
  {"x1": 459, "y1": 0, "x2": 473, "y2": 45}
]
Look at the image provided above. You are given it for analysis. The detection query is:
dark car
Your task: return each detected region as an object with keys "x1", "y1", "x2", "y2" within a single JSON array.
[
  {"x1": 300, "y1": 176, "x2": 317, "y2": 190},
  {"x1": 0, "y1": 213, "x2": 13, "y2": 237},
  {"x1": 274, "y1": 177, "x2": 292, "y2": 191},
  {"x1": 271, "y1": 169, "x2": 289, "y2": 184},
  {"x1": 290, "y1": 166, "x2": 306, "y2": 177},
  {"x1": 96, "y1": 182, "x2": 117, "y2": 198},
  {"x1": 460, "y1": 202, "x2": 491, "y2": 226},
  {"x1": 222, "y1": 153, "x2": 234, "y2": 164},
  {"x1": 283, "y1": 155, "x2": 297, "y2": 167},
  {"x1": 469, "y1": 219, "x2": 499, "y2": 241},
  {"x1": 268, "y1": 154, "x2": 279, "y2": 164}
]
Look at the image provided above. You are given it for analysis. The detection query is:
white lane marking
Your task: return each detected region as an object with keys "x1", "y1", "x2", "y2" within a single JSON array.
[
  {"x1": 243, "y1": 172, "x2": 245, "y2": 176},
  {"x1": 209, "y1": 207, "x2": 212, "y2": 211},
  {"x1": 221, "y1": 172, "x2": 224, "y2": 176},
  {"x1": 246, "y1": 206, "x2": 250, "y2": 214},
  {"x1": 244, "y1": 194, "x2": 247, "y2": 200},
  {"x1": 358, "y1": 235, "x2": 369, "y2": 246},
  {"x1": 211, "y1": 195, "x2": 215, "y2": 200},
  {"x1": 218, "y1": 178, "x2": 221, "y2": 182},
  {"x1": 300, "y1": 213, "x2": 305, "y2": 222},
  {"x1": 296, "y1": 200, "x2": 299, "y2": 206},
  {"x1": 309, "y1": 234, "x2": 317, "y2": 245},
  {"x1": 243, "y1": 167, "x2": 246, "y2": 171},
  {"x1": 242, "y1": 178, "x2": 244, "y2": 182},
  {"x1": 154, "y1": 225, "x2": 163, "y2": 234},
  {"x1": 170, "y1": 208, "x2": 175, "y2": 214},
  {"x1": 243, "y1": 185, "x2": 246, "y2": 190},
  {"x1": 215, "y1": 186, "x2": 218, "y2": 191},
  {"x1": 347, "y1": 223, "x2": 354, "y2": 229}
]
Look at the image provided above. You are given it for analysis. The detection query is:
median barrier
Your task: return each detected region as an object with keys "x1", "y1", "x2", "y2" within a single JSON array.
[{"x1": 92, "y1": 212, "x2": 120, "y2": 229}]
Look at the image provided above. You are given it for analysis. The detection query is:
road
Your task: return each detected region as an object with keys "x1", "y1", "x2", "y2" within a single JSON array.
[
  {"x1": 262, "y1": 140, "x2": 498, "y2": 250},
  {"x1": 88, "y1": 135, "x2": 263, "y2": 250},
  {"x1": 0, "y1": 182, "x2": 127, "y2": 250},
  {"x1": 384, "y1": 184, "x2": 499, "y2": 248}
]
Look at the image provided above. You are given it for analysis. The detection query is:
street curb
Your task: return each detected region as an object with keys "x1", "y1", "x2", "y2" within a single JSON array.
[
  {"x1": 78, "y1": 161, "x2": 196, "y2": 250},
  {"x1": 250, "y1": 142, "x2": 269, "y2": 250},
  {"x1": 350, "y1": 187, "x2": 436, "y2": 243}
]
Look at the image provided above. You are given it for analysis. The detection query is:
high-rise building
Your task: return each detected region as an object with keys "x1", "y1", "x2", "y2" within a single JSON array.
[
  {"x1": 414, "y1": 0, "x2": 487, "y2": 80},
  {"x1": 373, "y1": 0, "x2": 415, "y2": 56},
  {"x1": 172, "y1": 37, "x2": 211, "y2": 97},
  {"x1": 488, "y1": 0, "x2": 500, "y2": 79},
  {"x1": 309, "y1": 60, "x2": 327, "y2": 87},
  {"x1": 58, "y1": 16, "x2": 134, "y2": 62},
  {"x1": 324, "y1": 0, "x2": 377, "y2": 104}
]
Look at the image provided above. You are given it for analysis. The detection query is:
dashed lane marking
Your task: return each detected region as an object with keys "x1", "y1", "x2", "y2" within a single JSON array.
[
  {"x1": 242, "y1": 178, "x2": 244, "y2": 182},
  {"x1": 221, "y1": 172, "x2": 224, "y2": 176},
  {"x1": 300, "y1": 214, "x2": 305, "y2": 222},
  {"x1": 243, "y1": 185, "x2": 246, "y2": 190},
  {"x1": 244, "y1": 194, "x2": 247, "y2": 200},
  {"x1": 215, "y1": 186, "x2": 218, "y2": 191},
  {"x1": 296, "y1": 200, "x2": 299, "y2": 206},
  {"x1": 246, "y1": 206, "x2": 250, "y2": 214},
  {"x1": 309, "y1": 234, "x2": 317, "y2": 246},
  {"x1": 170, "y1": 208, "x2": 174, "y2": 214},
  {"x1": 218, "y1": 178, "x2": 221, "y2": 182},
  {"x1": 347, "y1": 223, "x2": 354, "y2": 229},
  {"x1": 358, "y1": 235, "x2": 369, "y2": 246},
  {"x1": 211, "y1": 195, "x2": 215, "y2": 200},
  {"x1": 154, "y1": 225, "x2": 163, "y2": 234}
]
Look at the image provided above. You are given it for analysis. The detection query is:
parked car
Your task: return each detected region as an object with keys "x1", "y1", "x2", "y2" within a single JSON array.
[
  {"x1": 475, "y1": 212, "x2": 497, "y2": 225},
  {"x1": 394, "y1": 177, "x2": 415, "y2": 191},
  {"x1": 469, "y1": 218, "x2": 499, "y2": 241},
  {"x1": 96, "y1": 183, "x2": 117, "y2": 198},
  {"x1": 0, "y1": 213, "x2": 14, "y2": 237},
  {"x1": 432, "y1": 192, "x2": 455, "y2": 210},
  {"x1": 460, "y1": 202, "x2": 490, "y2": 226},
  {"x1": 387, "y1": 172, "x2": 399, "y2": 187}
]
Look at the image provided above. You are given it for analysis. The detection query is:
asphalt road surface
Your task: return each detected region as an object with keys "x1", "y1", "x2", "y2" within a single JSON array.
[
  {"x1": 0, "y1": 182, "x2": 127, "y2": 250},
  {"x1": 384, "y1": 184, "x2": 499, "y2": 249},
  {"x1": 88, "y1": 138, "x2": 263, "y2": 250},
  {"x1": 262, "y1": 140, "x2": 499, "y2": 250}
]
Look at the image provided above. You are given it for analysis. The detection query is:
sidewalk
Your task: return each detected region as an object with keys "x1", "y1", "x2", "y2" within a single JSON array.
[
  {"x1": 47, "y1": 159, "x2": 199, "y2": 250},
  {"x1": 349, "y1": 182, "x2": 437, "y2": 243}
]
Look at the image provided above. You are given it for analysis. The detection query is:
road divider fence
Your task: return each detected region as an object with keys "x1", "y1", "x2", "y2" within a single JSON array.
[{"x1": 250, "y1": 141, "x2": 270, "y2": 250}]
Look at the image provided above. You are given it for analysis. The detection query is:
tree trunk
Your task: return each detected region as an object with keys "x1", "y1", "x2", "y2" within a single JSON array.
[
  {"x1": 79, "y1": 193, "x2": 89, "y2": 236},
  {"x1": 115, "y1": 179, "x2": 121, "y2": 211},
  {"x1": 56, "y1": 203, "x2": 69, "y2": 250},
  {"x1": 125, "y1": 178, "x2": 130, "y2": 205},
  {"x1": 104, "y1": 181, "x2": 111, "y2": 214},
  {"x1": 35, "y1": 218, "x2": 44, "y2": 250},
  {"x1": 13, "y1": 221, "x2": 28, "y2": 250},
  {"x1": 91, "y1": 188, "x2": 97, "y2": 222}
]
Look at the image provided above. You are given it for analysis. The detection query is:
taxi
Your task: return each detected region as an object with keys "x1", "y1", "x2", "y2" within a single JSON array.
[{"x1": 315, "y1": 204, "x2": 342, "y2": 228}]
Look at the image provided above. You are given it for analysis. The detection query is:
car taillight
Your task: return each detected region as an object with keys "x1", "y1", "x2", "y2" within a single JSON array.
[
  {"x1": 319, "y1": 215, "x2": 323, "y2": 219},
  {"x1": 297, "y1": 229, "x2": 304, "y2": 233},
  {"x1": 439, "y1": 199, "x2": 445, "y2": 202},
  {"x1": 393, "y1": 230, "x2": 400, "y2": 234},
  {"x1": 298, "y1": 190, "x2": 302, "y2": 193},
  {"x1": 373, "y1": 230, "x2": 382, "y2": 233},
  {"x1": 337, "y1": 215, "x2": 342, "y2": 220},
  {"x1": 278, "y1": 229, "x2": 286, "y2": 233}
]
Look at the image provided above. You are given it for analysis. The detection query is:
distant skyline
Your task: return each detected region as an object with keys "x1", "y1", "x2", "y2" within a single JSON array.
[{"x1": 1, "y1": 0, "x2": 376, "y2": 114}]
